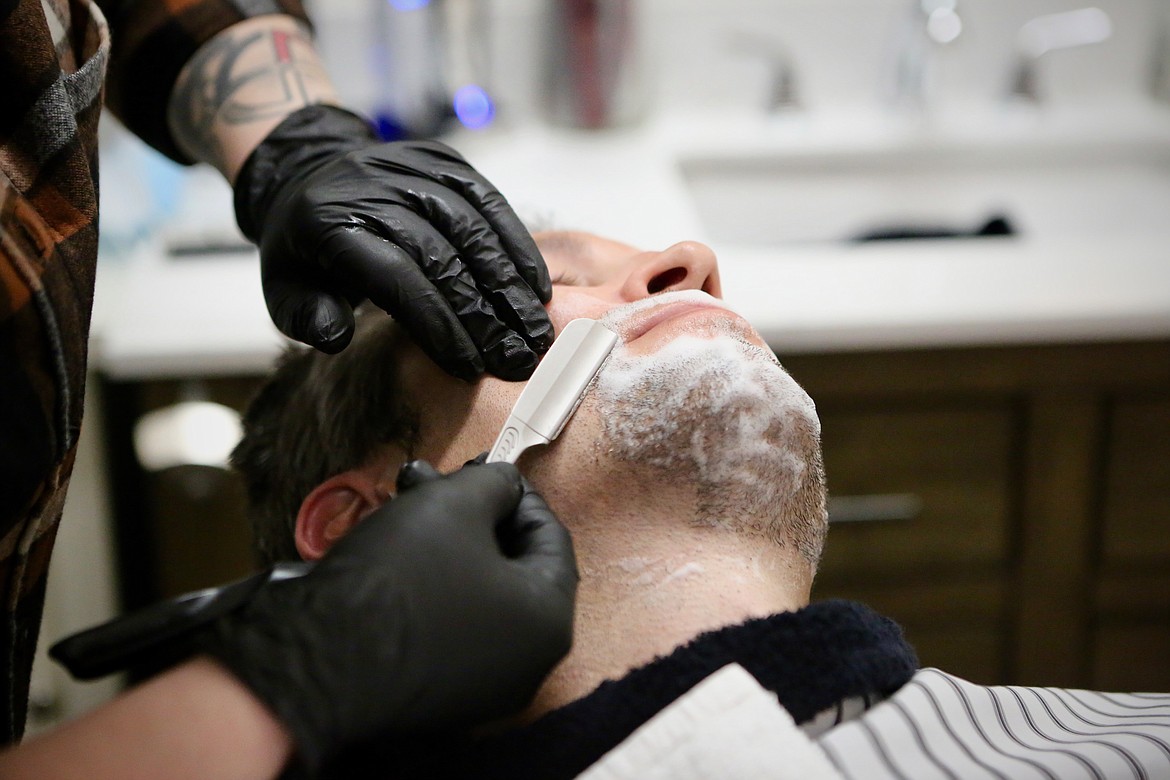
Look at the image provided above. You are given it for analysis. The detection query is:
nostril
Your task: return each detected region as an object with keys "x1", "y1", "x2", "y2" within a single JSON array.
[{"x1": 647, "y1": 267, "x2": 688, "y2": 294}]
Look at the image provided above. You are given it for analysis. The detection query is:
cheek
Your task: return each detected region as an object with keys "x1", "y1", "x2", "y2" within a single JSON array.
[
  {"x1": 429, "y1": 379, "x2": 525, "y2": 472},
  {"x1": 548, "y1": 289, "x2": 612, "y2": 328},
  {"x1": 398, "y1": 346, "x2": 480, "y2": 464}
]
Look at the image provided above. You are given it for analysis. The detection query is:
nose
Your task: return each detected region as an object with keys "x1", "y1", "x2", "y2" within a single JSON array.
[{"x1": 619, "y1": 241, "x2": 722, "y2": 301}]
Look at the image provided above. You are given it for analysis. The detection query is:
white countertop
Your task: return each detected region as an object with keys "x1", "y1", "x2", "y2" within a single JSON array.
[{"x1": 91, "y1": 104, "x2": 1170, "y2": 380}]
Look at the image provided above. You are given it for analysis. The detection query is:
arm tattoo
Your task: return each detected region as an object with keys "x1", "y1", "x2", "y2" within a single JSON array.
[{"x1": 169, "y1": 20, "x2": 335, "y2": 171}]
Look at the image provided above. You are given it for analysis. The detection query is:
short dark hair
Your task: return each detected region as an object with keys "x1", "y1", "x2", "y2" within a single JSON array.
[{"x1": 231, "y1": 308, "x2": 421, "y2": 565}]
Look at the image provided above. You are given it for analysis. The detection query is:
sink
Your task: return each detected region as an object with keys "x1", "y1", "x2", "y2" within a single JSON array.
[{"x1": 679, "y1": 139, "x2": 1170, "y2": 246}]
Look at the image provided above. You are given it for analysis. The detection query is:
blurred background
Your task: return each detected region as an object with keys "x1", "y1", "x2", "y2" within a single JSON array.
[{"x1": 30, "y1": 0, "x2": 1170, "y2": 734}]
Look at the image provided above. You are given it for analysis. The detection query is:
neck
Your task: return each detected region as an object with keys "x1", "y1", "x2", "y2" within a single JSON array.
[{"x1": 519, "y1": 449, "x2": 812, "y2": 721}]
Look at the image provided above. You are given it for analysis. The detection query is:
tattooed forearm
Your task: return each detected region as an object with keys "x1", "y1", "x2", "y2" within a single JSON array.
[{"x1": 168, "y1": 16, "x2": 339, "y2": 180}]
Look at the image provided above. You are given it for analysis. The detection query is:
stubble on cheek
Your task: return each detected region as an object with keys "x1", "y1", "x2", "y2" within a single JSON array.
[{"x1": 432, "y1": 378, "x2": 532, "y2": 472}]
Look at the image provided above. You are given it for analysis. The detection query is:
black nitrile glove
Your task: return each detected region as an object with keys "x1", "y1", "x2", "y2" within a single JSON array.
[
  {"x1": 234, "y1": 104, "x2": 554, "y2": 381},
  {"x1": 202, "y1": 461, "x2": 577, "y2": 772}
]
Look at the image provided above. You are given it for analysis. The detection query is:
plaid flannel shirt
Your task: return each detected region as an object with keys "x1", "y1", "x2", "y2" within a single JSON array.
[{"x1": 0, "y1": 0, "x2": 308, "y2": 743}]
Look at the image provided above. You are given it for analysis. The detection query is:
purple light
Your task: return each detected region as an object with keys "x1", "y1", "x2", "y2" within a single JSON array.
[
  {"x1": 389, "y1": 0, "x2": 430, "y2": 11},
  {"x1": 453, "y1": 85, "x2": 495, "y2": 130}
]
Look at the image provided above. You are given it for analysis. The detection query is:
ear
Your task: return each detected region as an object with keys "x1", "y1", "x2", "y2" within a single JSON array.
[{"x1": 295, "y1": 471, "x2": 384, "y2": 561}]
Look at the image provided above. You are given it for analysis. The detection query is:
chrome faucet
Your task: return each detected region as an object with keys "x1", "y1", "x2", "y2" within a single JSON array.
[
  {"x1": 1150, "y1": 9, "x2": 1170, "y2": 103},
  {"x1": 893, "y1": 0, "x2": 963, "y2": 110},
  {"x1": 1009, "y1": 7, "x2": 1113, "y2": 103},
  {"x1": 729, "y1": 31, "x2": 801, "y2": 113}
]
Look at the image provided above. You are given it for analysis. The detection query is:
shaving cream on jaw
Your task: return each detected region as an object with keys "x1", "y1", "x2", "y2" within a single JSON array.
[{"x1": 588, "y1": 291, "x2": 825, "y2": 560}]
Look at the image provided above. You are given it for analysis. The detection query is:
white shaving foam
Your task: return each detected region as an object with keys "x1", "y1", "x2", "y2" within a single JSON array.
[
  {"x1": 591, "y1": 329, "x2": 824, "y2": 553},
  {"x1": 661, "y1": 562, "x2": 706, "y2": 586},
  {"x1": 615, "y1": 556, "x2": 653, "y2": 574}
]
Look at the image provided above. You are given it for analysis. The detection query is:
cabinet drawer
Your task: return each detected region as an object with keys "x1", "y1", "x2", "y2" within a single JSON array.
[
  {"x1": 817, "y1": 406, "x2": 1014, "y2": 578},
  {"x1": 1102, "y1": 395, "x2": 1170, "y2": 568},
  {"x1": 1092, "y1": 573, "x2": 1170, "y2": 691},
  {"x1": 1093, "y1": 623, "x2": 1170, "y2": 692}
]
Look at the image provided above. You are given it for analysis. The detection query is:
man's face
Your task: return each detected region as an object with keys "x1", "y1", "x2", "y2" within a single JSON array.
[
  {"x1": 394, "y1": 231, "x2": 820, "y2": 528},
  {"x1": 393, "y1": 230, "x2": 751, "y2": 469}
]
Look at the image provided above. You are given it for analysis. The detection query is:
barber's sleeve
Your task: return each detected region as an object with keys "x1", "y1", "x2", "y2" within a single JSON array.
[
  {"x1": 0, "y1": 180, "x2": 91, "y2": 744},
  {"x1": 95, "y1": 0, "x2": 313, "y2": 163}
]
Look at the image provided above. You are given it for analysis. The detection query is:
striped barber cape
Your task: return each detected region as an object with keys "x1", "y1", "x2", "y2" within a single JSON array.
[
  {"x1": 820, "y1": 668, "x2": 1170, "y2": 779},
  {"x1": 581, "y1": 665, "x2": 1170, "y2": 780}
]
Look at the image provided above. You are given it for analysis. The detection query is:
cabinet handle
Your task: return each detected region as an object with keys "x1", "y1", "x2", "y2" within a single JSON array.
[{"x1": 828, "y1": 493, "x2": 923, "y2": 524}]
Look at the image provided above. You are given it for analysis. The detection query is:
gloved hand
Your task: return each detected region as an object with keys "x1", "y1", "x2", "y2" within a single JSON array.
[
  {"x1": 234, "y1": 104, "x2": 554, "y2": 380},
  {"x1": 201, "y1": 460, "x2": 577, "y2": 772}
]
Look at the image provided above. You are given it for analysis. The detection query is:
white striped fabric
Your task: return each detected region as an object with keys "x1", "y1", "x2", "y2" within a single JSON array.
[{"x1": 818, "y1": 668, "x2": 1170, "y2": 779}]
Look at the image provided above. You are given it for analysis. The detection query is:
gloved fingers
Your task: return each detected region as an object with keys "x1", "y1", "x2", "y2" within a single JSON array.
[
  {"x1": 335, "y1": 208, "x2": 541, "y2": 380},
  {"x1": 502, "y1": 483, "x2": 580, "y2": 595},
  {"x1": 396, "y1": 459, "x2": 443, "y2": 491},
  {"x1": 399, "y1": 141, "x2": 553, "y2": 305},
  {"x1": 433, "y1": 166, "x2": 552, "y2": 306},
  {"x1": 395, "y1": 177, "x2": 554, "y2": 356},
  {"x1": 261, "y1": 272, "x2": 357, "y2": 354},
  {"x1": 394, "y1": 462, "x2": 525, "y2": 546},
  {"x1": 415, "y1": 189, "x2": 553, "y2": 354},
  {"x1": 479, "y1": 265, "x2": 555, "y2": 363},
  {"x1": 474, "y1": 193, "x2": 552, "y2": 305},
  {"x1": 315, "y1": 224, "x2": 484, "y2": 380}
]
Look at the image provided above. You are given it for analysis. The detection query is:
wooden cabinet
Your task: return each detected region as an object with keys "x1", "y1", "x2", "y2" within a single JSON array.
[
  {"x1": 1101, "y1": 396, "x2": 1170, "y2": 566},
  {"x1": 812, "y1": 405, "x2": 1016, "y2": 683},
  {"x1": 787, "y1": 340, "x2": 1170, "y2": 691},
  {"x1": 816, "y1": 406, "x2": 1015, "y2": 576},
  {"x1": 1094, "y1": 395, "x2": 1170, "y2": 691}
]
